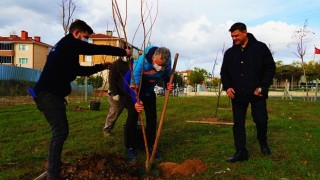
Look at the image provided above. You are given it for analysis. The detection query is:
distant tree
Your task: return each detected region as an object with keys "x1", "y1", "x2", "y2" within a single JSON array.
[
  {"x1": 210, "y1": 77, "x2": 221, "y2": 86},
  {"x1": 173, "y1": 73, "x2": 184, "y2": 87},
  {"x1": 188, "y1": 67, "x2": 209, "y2": 85},
  {"x1": 291, "y1": 19, "x2": 314, "y2": 99},
  {"x1": 304, "y1": 61, "x2": 320, "y2": 80},
  {"x1": 274, "y1": 60, "x2": 283, "y2": 79},
  {"x1": 75, "y1": 76, "x2": 85, "y2": 85},
  {"x1": 274, "y1": 61, "x2": 303, "y2": 87},
  {"x1": 75, "y1": 75, "x2": 103, "y2": 89},
  {"x1": 59, "y1": 0, "x2": 77, "y2": 36}
]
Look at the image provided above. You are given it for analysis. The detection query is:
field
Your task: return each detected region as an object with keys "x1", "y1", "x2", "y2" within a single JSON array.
[{"x1": 0, "y1": 96, "x2": 320, "y2": 179}]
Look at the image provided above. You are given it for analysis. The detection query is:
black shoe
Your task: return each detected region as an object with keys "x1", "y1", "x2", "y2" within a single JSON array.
[
  {"x1": 261, "y1": 144, "x2": 271, "y2": 156},
  {"x1": 126, "y1": 148, "x2": 137, "y2": 163},
  {"x1": 227, "y1": 149, "x2": 248, "y2": 163}
]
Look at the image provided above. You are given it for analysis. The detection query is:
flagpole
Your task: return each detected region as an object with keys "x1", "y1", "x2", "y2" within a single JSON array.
[{"x1": 314, "y1": 45, "x2": 316, "y2": 61}]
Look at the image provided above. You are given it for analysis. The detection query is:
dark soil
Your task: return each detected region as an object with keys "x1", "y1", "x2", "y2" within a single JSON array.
[
  {"x1": 30, "y1": 153, "x2": 208, "y2": 179},
  {"x1": 59, "y1": 153, "x2": 141, "y2": 179}
]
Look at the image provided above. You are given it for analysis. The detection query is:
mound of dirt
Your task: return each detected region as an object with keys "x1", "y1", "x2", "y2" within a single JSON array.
[
  {"x1": 158, "y1": 159, "x2": 208, "y2": 178},
  {"x1": 31, "y1": 154, "x2": 208, "y2": 179}
]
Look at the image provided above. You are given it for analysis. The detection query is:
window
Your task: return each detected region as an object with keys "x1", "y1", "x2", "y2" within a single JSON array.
[
  {"x1": 18, "y1": 44, "x2": 28, "y2": 51},
  {"x1": 0, "y1": 56, "x2": 13, "y2": 63},
  {"x1": 19, "y1": 58, "x2": 28, "y2": 64},
  {"x1": 0, "y1": 43, "x2": 13, "y2": 50},
  {"x1": 85, "y1": 55, "x2": 92, "y2": 63}
]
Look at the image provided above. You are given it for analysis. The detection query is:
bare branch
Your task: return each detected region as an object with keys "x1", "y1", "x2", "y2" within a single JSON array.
[
  {"x1": 290, "y1": 19, "x2": 315, "y2": 100},
  {"x1": 59, "y1": 0, "x2": 76, "y2": 36}
]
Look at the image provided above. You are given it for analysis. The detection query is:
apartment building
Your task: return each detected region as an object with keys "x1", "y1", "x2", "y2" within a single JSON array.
[
  {"x1": 0, "y1": 30, "x2": 139, "y2": 70},
  {"x1": 0, "y1": 31, "x2": 52, "y2": 71}
]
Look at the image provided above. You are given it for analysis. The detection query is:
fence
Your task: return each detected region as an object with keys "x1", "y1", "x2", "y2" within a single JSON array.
[
  {"x1": 0, "y1": 65, "x2": 95, "y2": 106},
  {"x1": 184, "y1": 84, "x2": 319, "y2": 101},
  {"x1": 1, "y1": 65, "x2": 318, "y2": 106}
]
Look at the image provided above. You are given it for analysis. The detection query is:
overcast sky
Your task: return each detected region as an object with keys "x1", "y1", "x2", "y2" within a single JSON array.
[{"x1": 1, "y1": 0, "x2": 320, "y2": 76}]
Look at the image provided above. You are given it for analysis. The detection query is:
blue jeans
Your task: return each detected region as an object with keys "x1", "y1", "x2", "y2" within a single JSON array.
[{"x1": 36, "y1": 92, "x2": 69, "y2": 179}]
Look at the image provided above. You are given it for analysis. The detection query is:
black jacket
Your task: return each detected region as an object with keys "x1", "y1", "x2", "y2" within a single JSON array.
[
  {"x1": 220, "y1": 33, "x2": 275, "y2": 98},
  {"x1": 34, "y1": 33, "x2": 126, "y2": 97},
  {"x1": 108, "y1": 58, "x2": 129, "y2": 96}
]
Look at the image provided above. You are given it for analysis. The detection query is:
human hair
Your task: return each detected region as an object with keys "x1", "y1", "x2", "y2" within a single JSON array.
[
  {"x1": 69, "y1": 19, "x2": 94, "y2": 34},
  {"x1": 153, "y1": 47, "x2": 171, "y2": 65},
  {"x1": 229, "y1": 22, "x2": 247, "y2": 33}
]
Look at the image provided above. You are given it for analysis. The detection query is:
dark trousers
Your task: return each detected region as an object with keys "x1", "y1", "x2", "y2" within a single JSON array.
[
  {"x1": 231, "y1": 97, "x2": 268, "y2": 152},
  {"x1": 36, "y1": 92, "x2": 69, "y2": 179},
  {"x1": 122, "y1": 92, "x2": 157, "y2": 149}
]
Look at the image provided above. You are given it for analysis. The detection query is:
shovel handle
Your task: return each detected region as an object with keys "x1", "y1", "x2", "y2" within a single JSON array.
[{"x1": 150, "y1": 53, "x2": 179, "y2": 163}]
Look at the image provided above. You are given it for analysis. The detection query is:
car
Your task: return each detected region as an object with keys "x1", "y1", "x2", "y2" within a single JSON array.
[{"x1": 154, "y1": 85, "x2": 164, "y2": 96}]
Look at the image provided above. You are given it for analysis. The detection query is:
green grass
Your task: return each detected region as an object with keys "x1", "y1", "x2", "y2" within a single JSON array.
[{"x1": 1, "y1": 96, "x2": 320, "y2": 179}]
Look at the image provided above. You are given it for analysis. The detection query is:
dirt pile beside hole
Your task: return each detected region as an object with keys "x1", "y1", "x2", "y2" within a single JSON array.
[{"x1": 158, "y1": 159, "x2": 208, "y2": 178}]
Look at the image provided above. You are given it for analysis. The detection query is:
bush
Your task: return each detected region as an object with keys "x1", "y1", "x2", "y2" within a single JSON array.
[
  {"x1": 75, "y1": 76, "x2": 103, "y2": 89},
  {"x1": 0, "y1": 80, "x2": 35, "y2": 96}
]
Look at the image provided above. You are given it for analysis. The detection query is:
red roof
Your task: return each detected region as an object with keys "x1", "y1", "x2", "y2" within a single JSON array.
[
  {"x1": 90, "y1": 33, "x2": 119, "y2": 39},
  {"x1": 0, "y1": 31, "x2": 52, "y2": 47}
]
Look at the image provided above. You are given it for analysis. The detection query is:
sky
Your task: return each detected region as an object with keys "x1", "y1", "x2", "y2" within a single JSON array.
[{"x1": 1, "y1": 0, "x2": 320, "y2": 76}]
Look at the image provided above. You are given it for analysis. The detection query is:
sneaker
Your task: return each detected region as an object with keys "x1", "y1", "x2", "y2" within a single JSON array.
[{"x1": 126, "y1": 148, "x2": 137, "y2": 163}]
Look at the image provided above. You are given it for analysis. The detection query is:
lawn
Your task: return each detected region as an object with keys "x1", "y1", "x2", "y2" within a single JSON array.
[{"x1": 0, "y1": 96, "x2": 319, "y2": 179}]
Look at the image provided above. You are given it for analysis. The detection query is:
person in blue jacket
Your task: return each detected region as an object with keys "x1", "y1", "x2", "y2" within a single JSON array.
[
  {"x1": 33, "y1": 19, "x2": 131, "y2": 179},
  {"x1": 121, "y1": 46, "x2": 173, "y2": 162},
  {"x1": 220, "y1": 22, "x2": 275, "y2": 163}
]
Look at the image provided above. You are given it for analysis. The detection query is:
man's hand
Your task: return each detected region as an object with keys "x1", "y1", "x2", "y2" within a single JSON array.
[
  {"x1": 135, "y1": 101, "x2": 144, "y2": 112},
  {"x1": 102, "y1": 62, "x2": 112, "y2": 70},
  {"x1": 112, "y1": 95, "x2": 120, "y2": 101},
  {"x1": 226, "y1": 88, "x2": 235, "y2": 99},
  {"x1": 254, "y1": 87, "x2": 263, "y2": 97},
  {"x1": 167, "y1": 83, "x2": 174, "y2": 92}
]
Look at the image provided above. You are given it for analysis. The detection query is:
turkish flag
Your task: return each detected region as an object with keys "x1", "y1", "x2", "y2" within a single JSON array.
[{"x1": 315, "y1": 47, "x2": 320, "y2": 54}]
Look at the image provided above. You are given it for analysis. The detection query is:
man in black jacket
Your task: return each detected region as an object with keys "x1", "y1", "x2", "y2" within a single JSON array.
[
  {"x1": 34, "y1": 19, "x2": 131, "y2": 179},
  {"x1": 220, "y1": 22, "x2": 275, "y2": 163}
]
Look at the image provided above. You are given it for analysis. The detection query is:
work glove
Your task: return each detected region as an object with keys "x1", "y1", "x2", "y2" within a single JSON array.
[{"x1": 112, "y1": 95, "x2": 120, "y2": 101}]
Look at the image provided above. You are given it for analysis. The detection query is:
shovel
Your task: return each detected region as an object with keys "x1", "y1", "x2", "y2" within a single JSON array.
[
  {"x1": 139, "y1": 53, "x2": 179, "y2": 179},
  {"x1": 150, "y1": 53, "x2": 179, "y2": 163}
]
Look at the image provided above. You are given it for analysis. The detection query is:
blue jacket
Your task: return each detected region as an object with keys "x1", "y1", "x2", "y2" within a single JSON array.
[{"x1": 126, "y1": 46, "x2": 171, "y2": 103}]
